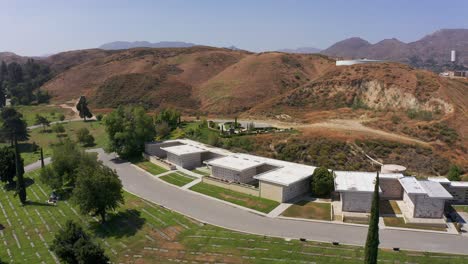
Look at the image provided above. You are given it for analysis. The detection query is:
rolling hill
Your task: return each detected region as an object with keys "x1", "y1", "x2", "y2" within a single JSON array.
[
  {"x1": 321, "y1": 29, "x2": 468, "y2": 69},
  {"x1": 2, "y1": 43, "x2": 466, "y2": 171}
]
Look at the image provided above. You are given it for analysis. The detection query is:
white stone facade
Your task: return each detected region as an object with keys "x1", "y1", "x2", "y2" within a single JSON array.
[
  {"x1": 167, "y1": 152, "x2": 202, "y2": 169},
  {"x1": 211, "y1": 166, "x2": 257, "y2": 183},
  {"x1": 341, "y1": 192, "x2": 373, "y2": 213},
  {"x1": 380, "y1": 178, "x2": 403, "y2": 200},
  {"x1": 403, "y1": 192, "x2": 446, "y2": 218}
]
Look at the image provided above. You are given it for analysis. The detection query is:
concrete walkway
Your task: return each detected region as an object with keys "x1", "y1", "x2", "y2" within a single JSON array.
[
  {"x1": 267, "y1": 203, "x2": 293, "y2": 218},
  {"x1": 181, "y1": 178, "x2": 202, "y2": 190}
]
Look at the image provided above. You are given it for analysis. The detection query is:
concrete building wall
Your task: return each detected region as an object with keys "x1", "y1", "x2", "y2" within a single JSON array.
[
  {"x1": 203, "y1": 177, "x2": 260, "y2": 196},
  {"x1": 380, "y1": 178, "x2": 403, "y2": 200},
  {"x1": 167, "y1": 152, "x2": 201, "y2": 169},
  {"x1": 282, "y1": 179, "x2": 310, "y2": 202},
  {"x1": 341, "y1": 192, "x2": 373, "y2": 212},
  {"x1": 445, "y1": 186, "x2": 468, "y2": 204},
  {"x1": 403, "y1": 192, "x2": 416, "y2": 216},
  {"x1": 414, "y1": 195, "x2": 446, "y2": 218},
  {"x1": 211, "y1": 166, "x2": 257, "y2": 183},
  {"x1": 145, "y1": 141, "x2": 183, "y2": 158},
  {"x1": 260, "y1": 181, "x2": 284, "y2": 202},
  {"x1": 201, "y1": 152, "x2": 224, "y2": 163}
]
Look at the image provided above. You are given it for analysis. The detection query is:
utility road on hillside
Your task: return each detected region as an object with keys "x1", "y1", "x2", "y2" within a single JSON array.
[{"x1": 65, "y1": 149, "x2": 467, "y2": 255}]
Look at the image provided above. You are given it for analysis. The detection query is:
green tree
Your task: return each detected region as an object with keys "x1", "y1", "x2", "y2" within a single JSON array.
[
  {"x1": 72, "y1": 162, "x2": 124, "y2": 223},
  {"x1": 155, "y1": 108, "x2": 181, "y2": 129},
  {"x1": 75, "y1": 127, "x2": 95, "y2": 146},
  {"x1": 76, "y1": 96, "x2": 93, "y2": 121},
  {"x1": 14, "y1": 136, "x2": 27, "y2": 204},
  {"x1": 447, "y1": 165, "x2": 462, "y2": 181},
  {"x1": 104, "y1": 106, "x2": 156, "y2": 158},
  {"x1": 155, "y1": 121, "x2": 170, "y2": 138},
  {"x1": 0, "y1": 146, "x2": 16, "y2": 185},
  {"x1": 58, "y1": 114, "x2": 66, "y2": 121},
  {"x1": 41, "y1": 140, "x2": 87, "y2": 189},
  {"x1": 364, "y1": 172, "x2": 380, "y2": 264},
  {"x1": 207, "y1": 133, "x2": 220, "y2": 147},
  {"x1": 52, "y1": 123, "x2": 66, "y2": 134},
  {"x1": 310, "y1": 167, "x2": 334, "y2": 197},
  {"x1": 50, "y1": 220, "x2": 109, "y2": 264},
  {"x1": 40, "y1": 147, "x2": 45, "y2": 168},
  {"x1": 0, "y1": 107, "x2": 29, "y2": 144},
  {"x1": 35, "y1": 114, "x2": 50, "y2": 132},
  {"x1": 0, "y1": 87, "x2": 5, "y2": 108}
]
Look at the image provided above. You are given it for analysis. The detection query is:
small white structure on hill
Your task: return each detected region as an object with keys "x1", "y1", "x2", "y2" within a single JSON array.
[{"x1": 336, "y1": 58, "x2": 385, "y2": 66}]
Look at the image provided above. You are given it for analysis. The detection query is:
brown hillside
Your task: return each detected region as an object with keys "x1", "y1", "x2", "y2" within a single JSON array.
[
  {"x1": 251, "y1": 62, "x2": 454, "y2": 116},
  {"x1": 197, "y1": 52, "x2": 334, "y2": 114},
  {"x1": 42, "y1": 46, "x2": 247, "y2": 103},
  {"x1": 44, "y1": 49, "x2": 116, "y2": 72}
]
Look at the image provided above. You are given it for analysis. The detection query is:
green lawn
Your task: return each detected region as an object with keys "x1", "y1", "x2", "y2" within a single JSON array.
[
  {"x1": 159, "y1": 173, "x2": 195, "y2": 187},
  {"x1": 1, "y1": 169, "x2": 467, "y2": 263},
  {"x1": 453, "y1": 205, "x2": 468, "y2": 213},
  {"x1": 16, "y1": 120, "x2": 108, "y2": 165},
  {"x1": 15, "y1": 104, "x2": 74, "y2": 126},
  {"x1": 383, "y1": 217, "x2": 447, "y2": 232},
  {"x1": 189, "y1": 182, "x2": 280, "y2": 213},
  {"x1": 133, "y1": 160, "x2": 168, "y2": 175},
  {"x1": 191, "y1": 168, "x2": 211, "y2": 176},
  {"x1": 282, "y1": 201, "x2": 332, "y2": 221}
]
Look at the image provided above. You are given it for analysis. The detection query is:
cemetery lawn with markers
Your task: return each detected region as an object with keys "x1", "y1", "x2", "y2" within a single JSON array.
[{"x1": 1, "y1": 169, "x2": 468, "y2": 263}]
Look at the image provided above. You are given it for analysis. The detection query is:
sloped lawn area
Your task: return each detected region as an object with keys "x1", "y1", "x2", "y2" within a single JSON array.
[
  {"x1": 133, "y1": 160, "x2": 168, "y2": 175},
  {"x1": 383, "y1": 217, "x2": 447, "y2": 232},
  {"x1": 189, "y1": 182, "x2": 280, "y2": 213},
  {"x1": 282, "y1": 201, "x2": 332, "y2": 221},
  {"x1": 159, "y1": 173, "x2": 195, "y2": 187},
  {"x1": 0, "y1": 170, "x2": 467, "y2": 263}
]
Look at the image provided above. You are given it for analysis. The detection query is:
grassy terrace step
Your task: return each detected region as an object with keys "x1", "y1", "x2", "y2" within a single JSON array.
[
  {"x1": 383, "y1": 217, "x2": 447, "y2": 232},
  {"x1": 0, "y1": 170, "x2": 467, "y2": 263},
  {"x1": 2, "y1": 120, "x2": 108, "y2": 166},
  {"x1": 282, "y1": 201, "x2": 332, "y2": 221},
  {"x1": 133, "y1": 160, "x2": 168, "y2": 175},
  {"x1": 189, "y1": 182, "x2": 280, "y2": 213},
  {"x1": 159, "y1": 173, "x2": 195, "y2": 187}
]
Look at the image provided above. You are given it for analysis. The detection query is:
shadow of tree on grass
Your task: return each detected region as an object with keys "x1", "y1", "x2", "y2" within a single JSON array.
[{"x1": 90, "y1": 209, "x2": 145, "y2": 239}]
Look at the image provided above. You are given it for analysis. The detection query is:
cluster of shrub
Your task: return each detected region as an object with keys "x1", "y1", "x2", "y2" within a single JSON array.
[{"x1": 0, "y1": 59, "x2": 52, "y2": 107}]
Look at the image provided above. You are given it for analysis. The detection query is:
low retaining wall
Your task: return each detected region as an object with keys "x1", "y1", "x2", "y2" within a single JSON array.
[
  {"x1": 143, "y1": 153, "x2": 176, "y2": 170},
  {"x1": 202, "y1": 177, "x2": 260, "y2": 197}
]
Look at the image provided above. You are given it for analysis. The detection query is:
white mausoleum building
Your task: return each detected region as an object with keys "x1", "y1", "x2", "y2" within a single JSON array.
[{"x1": 399, "y1": 177, "x2": 453, "y2": 219}]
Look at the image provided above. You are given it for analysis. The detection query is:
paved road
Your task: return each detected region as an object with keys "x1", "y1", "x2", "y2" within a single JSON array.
[{"x1": 85, "y1": 149, "x2": 467, "y2": 255}]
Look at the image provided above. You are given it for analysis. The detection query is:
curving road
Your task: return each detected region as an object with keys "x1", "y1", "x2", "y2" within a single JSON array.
[
  {"x1": 24, "y1": 149, "x2": 468, "y2": 255},
  {"x1": 88, "y1": 149, "x2": 467, "y2": 255}
]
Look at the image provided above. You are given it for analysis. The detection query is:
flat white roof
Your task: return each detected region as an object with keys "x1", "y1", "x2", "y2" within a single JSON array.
[
  {"x1": 334, "y1": 171, "x2": 380, "y2": 193},
  {"x1": 161, "y1": 145, "x2": 208, "y2": 156},
  {"x1": 450, "y1": 182, "x2": 468, "y2": 188},
  {"x1": 418, "y1": 181, "x2": 453, "y2": 199},
  {"x1": 254, "y1": 164, "x2": 316, "y2": 186},
  {"x1": 428, "y1": 177, "x2": 451, "y2": 183},
  {"x1": 206, "y1": 155, "x2": 264, "y2": 171},
  {"x1": 399, "y1": 177, "x2": 426, "y2": 194}
]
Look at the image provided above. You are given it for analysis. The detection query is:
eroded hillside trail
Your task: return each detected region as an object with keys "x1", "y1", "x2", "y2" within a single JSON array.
[
  {"x1": 58, "y1": 98, "x2": 80, "y2": 119},
  {"x1": 212, "y1": 117, "x2": 430, "y2": 147}
]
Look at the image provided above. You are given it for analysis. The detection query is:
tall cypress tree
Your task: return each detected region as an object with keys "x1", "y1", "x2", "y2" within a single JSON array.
[
  {"x1": 14, "y1": 135, "x2": 27, "y2": 205},
  {"x1": 364, "y1": 171, "x2": 380, "y2": 264},
  {"x1": 40, "y1": 147, "x2": 45, "y2": 168}
]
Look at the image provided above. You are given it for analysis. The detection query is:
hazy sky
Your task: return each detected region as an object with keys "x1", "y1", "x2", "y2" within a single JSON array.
[{"x1": 1, "y1": 0, "x2": 467, "y2": 56}]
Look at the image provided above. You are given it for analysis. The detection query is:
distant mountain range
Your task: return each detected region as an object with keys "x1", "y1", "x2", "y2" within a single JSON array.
[
  {"x1": 277, "y1": 47, "x2": 322, "y2": 54},
  {"x1": 99, "y1": 41, "x2": 197, "y2": 50},
  {"x1": 321, "y1": 29, "x2": 468, "y2": 69}
]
